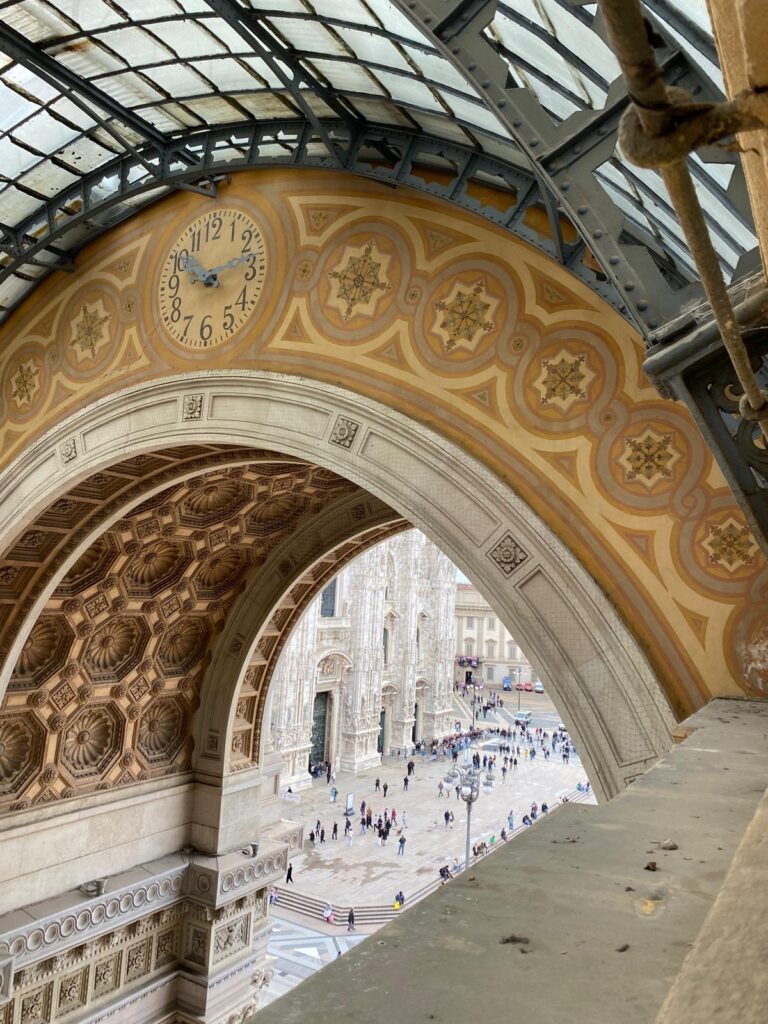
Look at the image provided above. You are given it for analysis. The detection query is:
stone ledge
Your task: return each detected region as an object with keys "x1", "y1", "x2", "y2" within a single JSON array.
[{"x1": 251, "y1": 699, "x2": 768, "y2": 1024}]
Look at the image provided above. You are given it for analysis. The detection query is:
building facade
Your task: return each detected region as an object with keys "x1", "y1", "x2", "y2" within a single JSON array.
[
  {"x1": 453, "y1": 583, "x2": 533, "y2": 688},
  {"x1": 263, "y1": 531, "x2": 456, "y2": 788}
]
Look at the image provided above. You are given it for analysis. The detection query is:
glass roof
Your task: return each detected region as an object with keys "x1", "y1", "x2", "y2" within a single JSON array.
[{"x1": 0, "y1": 0, "x2": 757, "y2": 330}]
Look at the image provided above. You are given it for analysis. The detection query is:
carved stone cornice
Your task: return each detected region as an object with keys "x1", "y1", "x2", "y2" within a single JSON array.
[{"x1": 0, "y1": 835, "x2": 292, "y2": 972}]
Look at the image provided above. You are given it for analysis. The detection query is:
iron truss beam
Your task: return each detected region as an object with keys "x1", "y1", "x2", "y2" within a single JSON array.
[
  {"x1": 390, "y1": 0, "x2": 756, "y2": 338},
  {"x1": 644, "y1": 281, "x2": 768, "y2": 552},
  {"x1": 0, "y1": 21, "x2": 166, "y2": 147},
  {"x1": 202, "y1": 0, "x2": 361, "y2": 165},
  {"x1": 0, "y1": 117, "x2": 647, "y2": 324}
]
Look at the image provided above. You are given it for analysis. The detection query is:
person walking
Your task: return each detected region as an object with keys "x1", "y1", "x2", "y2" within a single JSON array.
[
  {"x1": 403, "y1": 776, "x2": 409, "y2": 791},
  {"x1": 449, "y1": 810, "x2": 454, "y2": 829},
  {"x1": 455, "y1": 784, "x2": 461, "y2": 800},
  {"x1": 346, "y1": 831, "x2": 353, "y2": 849},
  {"x1": 397, "y1": 834, "x2": 406, "y2": 856},
  {"x1": 347, "y1": 909, "x2": 356, "y2": 932},
  {"x1": 402, "y1": 811, "x2": 408, "y2": 829},
  {"x1": 319, "y1": 828, "x2": 326, "y2": 844},
  {"x1": 332, "y1": 822, "x2": 338, "y2": 840},
  {"x1": 375, "y1": 777, "x2": 381, "y2": 792},
  {"x1": 444, "y1": 809, "x2": 450, "y2": 829},
  {"x1": 286, "y1": 863, "x2": 294, "y2": 884},
  {"x1": 359, "y1": 816, "x2": 366, "y2": 836},
  {"x1": 344, "y1": 817, "x2": 351, "y2": 836},
  {"x1": 383, "y1": 782, "x2": 389, "y2": 797},
  {"x1": 438, "y1": 780, "x2": 444, "y2": 798}
]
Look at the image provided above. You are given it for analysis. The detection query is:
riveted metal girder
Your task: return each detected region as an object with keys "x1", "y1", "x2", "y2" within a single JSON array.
[
  {"x1": 390, "y1": 0, "x2": 755, "y2": 337},
  {"x1": 0, "y1": 119, "x2": 618, "y2": 321}
]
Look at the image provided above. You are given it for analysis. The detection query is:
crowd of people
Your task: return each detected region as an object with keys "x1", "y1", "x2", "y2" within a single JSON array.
[{"x1": 285, "y1": 718, "x2": 588, "y2": 924}]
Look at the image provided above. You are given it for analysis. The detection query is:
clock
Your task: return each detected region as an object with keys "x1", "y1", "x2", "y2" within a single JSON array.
[{"x1": 158, "y1": 208, "x2": 267, "y2": 348}]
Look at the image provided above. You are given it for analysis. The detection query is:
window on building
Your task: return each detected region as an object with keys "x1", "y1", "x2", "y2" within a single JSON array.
[
  {"x1": 466, "y1": 616, "x2": 474, "y2": 628},
  {"x1": 487, "y1": 617, "x2": 496, "y2": 630},
  {"x1": 508, "y1": 666, "x2": 515, "y2": 681},
  {"x1": 486, "y1": 641, "x2": 495, "y2": 658},
  {"x1": 465, "y1": 639, "x2": 474, "y2": 656},
  {"x1": 486, "y1": 664, "x2": 494, "y2": 681},
  {"x1": 383, "y1": 627, "x2": 389, "y2": 665},
  {"x1": 320, "y1": 578, "x2": 337, "y2": 617},
  {"x1": 507, "y1": 640, "x2": 516, "y2": 659}
]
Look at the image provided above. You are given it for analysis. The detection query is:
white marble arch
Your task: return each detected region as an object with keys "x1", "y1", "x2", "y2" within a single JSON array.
[{"x1": 0, "y1": 372, "x2": 675, "y2": 804}]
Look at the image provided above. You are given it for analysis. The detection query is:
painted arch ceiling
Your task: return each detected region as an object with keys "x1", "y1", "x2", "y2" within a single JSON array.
[{"x1": 0, "y1": 0, "x2": 757, "y2": 336}]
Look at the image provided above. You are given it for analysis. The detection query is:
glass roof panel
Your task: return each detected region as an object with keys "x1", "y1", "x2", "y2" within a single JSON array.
[{"x1": 0, "y1": 0, "x2": 756, "y2": 328}]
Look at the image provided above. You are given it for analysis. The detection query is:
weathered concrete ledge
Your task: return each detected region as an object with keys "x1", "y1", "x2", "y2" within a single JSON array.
[{"x1": 253, "y1": 699, "x2": 768, "y2": 1024}]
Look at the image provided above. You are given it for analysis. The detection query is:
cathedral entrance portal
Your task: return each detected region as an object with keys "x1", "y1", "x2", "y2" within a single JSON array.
[
  {"x1": 378, "y1": 710, "x2": 386, "y2": 754},
  {"x1": 310, "y1": 691, "x2": 330, "y2": 768}
]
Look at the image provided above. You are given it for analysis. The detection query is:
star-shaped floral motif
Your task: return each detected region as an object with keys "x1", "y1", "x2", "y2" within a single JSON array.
[
  {"x1": 534, "y1": 349, "x2": 595, "y2": 411},
  {"x1": 11, "y1": 359, "x2": 40, "y2": 407},
  {"x1": 618, "y1": 428, "x2": 681, "y2": 487},
  {"x1": 328, "y1": 240, "x2": 390, "y2": 320},
  {"x1": 434, "y1": 280, "x2": 495, "y2": 352},
  {"x1": 70, "y1": 302, "x2": 112, "y2": 360},
  {"x1": 702, "y1": 518, "x2": 758, "y2": 572}
]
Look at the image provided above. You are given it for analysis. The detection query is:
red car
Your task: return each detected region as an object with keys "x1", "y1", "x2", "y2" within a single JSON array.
[
  {"x1": 515, "y1": 681, "x2": 524, "y2": 690},
  {"x1": 524, "y1": 682, "x2": 533, "y2": 692}
]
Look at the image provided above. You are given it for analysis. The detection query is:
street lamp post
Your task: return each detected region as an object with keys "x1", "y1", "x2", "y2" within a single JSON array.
[{"x1": 444, "y1": 764, "x2": 495, "y2": 870}]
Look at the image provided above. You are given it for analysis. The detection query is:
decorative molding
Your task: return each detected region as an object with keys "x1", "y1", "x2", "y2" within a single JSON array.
[
  {"x1": 59, "y1": 439, "x2": 78, "y2": 465},
  {"x1": 487, "y1": 532, "x2": 530, "y2": 577},
  {"x1": 0, "y1": 865, "x2": 185, "y2": 968},
  {"x1": 329, "y1": 416, "x2": 360, "y2": 450},
  {"x1": 182, "y1": 394, "x2": 204, "y2": 421}
]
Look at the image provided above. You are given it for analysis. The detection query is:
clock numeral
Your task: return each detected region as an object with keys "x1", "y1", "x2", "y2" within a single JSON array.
[
  {"x1": 170, "y1": 296, "x2": 182, "y2": 323},
  {"x1": 190, "y1": 228, "x2": 201, "y2": 253},
  {"x1": 235, "y1": 286, "x2": 248, "y2": 311},
  {"x1": 206, "y1": 215, "x2": 222, "y2": 243},
  {"x1": 244, "y1": 253, "x2": 257, "y2": 282},
  {"x1": 200, "y1": 315, "x2": 213, "y2": 345},
  {"x1": 174, "y1": 248, "x2": 189, "y2": 274},
  {"x1": 241, "y1": 228, "x2": 254, "y2": 254},
  {"x1": 222, "y1": 305, "x2": 235, "y2": 332},
  {"x1": 167, "y1": 272, "x2": 180, "y2": 296},
  {"x1": 181, "y1": 315, "x2": 193, "y2": 339}
]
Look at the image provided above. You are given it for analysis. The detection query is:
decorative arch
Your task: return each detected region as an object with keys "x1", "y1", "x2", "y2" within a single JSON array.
[
  {"x1": 0, "y1": 372, "x2": 677, "y2": 801},
  {"x1": 0, "y1": 168, "x2": 761, "y2": 724}
]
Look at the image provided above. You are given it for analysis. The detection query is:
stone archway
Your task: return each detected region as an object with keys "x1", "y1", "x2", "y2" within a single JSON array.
[{"x1": 0, "y1": 372, "x2": 674, "y2": 821}]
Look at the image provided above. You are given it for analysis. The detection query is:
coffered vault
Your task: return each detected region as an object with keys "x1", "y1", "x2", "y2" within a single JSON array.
[{"x1": 0, "y1": 444, "x2": 406, "y2": 813}]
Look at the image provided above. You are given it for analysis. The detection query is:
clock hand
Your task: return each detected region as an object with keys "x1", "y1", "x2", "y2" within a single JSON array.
[
  {"x1": 178, "y1": 253, "x2": 211, "y2": 284},
  {"x1": 203, "y1": 253, "x2": 254, "y2": 281}
]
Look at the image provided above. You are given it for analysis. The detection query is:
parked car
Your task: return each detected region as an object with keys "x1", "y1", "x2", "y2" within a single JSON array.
[
  {"x1": 502, "y1": 677, "x2": 513, "y2": 691},
  {"x1": 524, "y1": 681, "x2": 533, "y2": 692},
  {"x1": 534, "y1": 681, "x2": 544, "y2": 694},
  {"x1": 515, "y1": 681, "x2": 524, "y2": 691}
]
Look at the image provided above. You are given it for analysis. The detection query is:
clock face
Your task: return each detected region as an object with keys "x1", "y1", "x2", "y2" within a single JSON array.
[{"x1": 158, "y1": 208, "x2": 267, "y2": 348}]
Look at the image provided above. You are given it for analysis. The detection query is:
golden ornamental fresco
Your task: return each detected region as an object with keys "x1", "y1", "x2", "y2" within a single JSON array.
[{"x1": 0, "y1": 167, "x2": 764, "y2": 725}]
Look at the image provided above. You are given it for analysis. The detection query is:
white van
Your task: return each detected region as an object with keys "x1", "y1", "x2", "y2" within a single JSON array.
[{"x1": 514, "y1": 710, "x2": 532, "y2": 728}]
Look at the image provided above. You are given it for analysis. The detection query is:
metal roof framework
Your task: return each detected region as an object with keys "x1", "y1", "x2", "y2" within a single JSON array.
[{"x1": 0, "y1": 0, "x2": 757, "y2": 337}]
